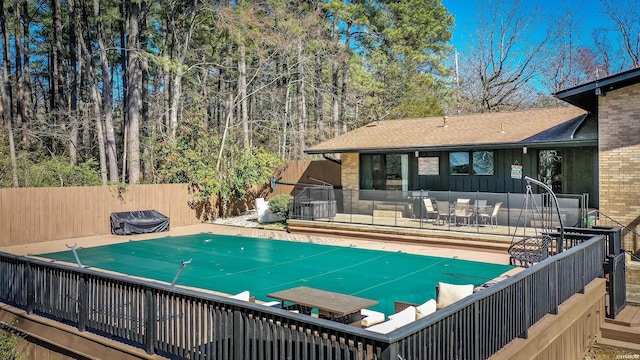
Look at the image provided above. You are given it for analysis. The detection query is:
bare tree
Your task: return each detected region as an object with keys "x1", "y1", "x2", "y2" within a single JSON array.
[
  {"x1": 541, "y1": 5, "x2": 607, "y2": 94},
  {"x1": 459, "y1": 0, "x2": 557, "y2": 113},
  {"x1": 598, "y1": 0, "x2": 640, "y2": 69}
]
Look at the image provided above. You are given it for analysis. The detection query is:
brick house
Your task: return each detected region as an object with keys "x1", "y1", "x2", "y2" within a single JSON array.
[
  {"x1": 306, "y1": 68, "x2": 640, "y2": 250},
  {"x1": 556, "y1": 67, "x2": 640, "y2": 251}
]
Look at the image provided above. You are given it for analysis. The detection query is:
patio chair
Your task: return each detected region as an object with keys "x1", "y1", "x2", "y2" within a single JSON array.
[
  {"x1": 480, "y1": 202, "x2": 502, "y2": 227},
  {"x1": 435, "y1": 201, "x2": 452, "y2": 225},
  {"x1": 473, "y1": 199, "x2": 487, "y2": 213},
  {"x1": 472, "y1": 199, "x2": 488, "y2": 224},
  {"x1": 422, "y1": 198, "x2": 437, "y2": 223},
  {"x1": 454, "y1": 202, "x2": 473, "y2": 226}
]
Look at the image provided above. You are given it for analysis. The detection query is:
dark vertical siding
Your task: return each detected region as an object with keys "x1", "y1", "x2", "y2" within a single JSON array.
[
  {"x1": 413, "y1": 149, "x2": 539, "y2": 194},
  {"x1": 563, "y1": 147, "x2": 598, "y2": 207}
]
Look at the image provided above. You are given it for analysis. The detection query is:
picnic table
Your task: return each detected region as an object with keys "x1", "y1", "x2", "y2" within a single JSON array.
[{"x1": 267, "y1": 286, "x2": 378, "y2": 326}]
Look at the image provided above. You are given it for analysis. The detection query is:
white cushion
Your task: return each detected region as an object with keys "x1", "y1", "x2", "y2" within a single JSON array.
[
  {"x1": 261, "y1": 301, "x2": 281, "y2": 307},
  {"x1": 361, "y1": 308, "x2": 385, "y2": 327},
  {"x1": 366, "y1": 319, "x2": 399, "y2": 334},
  {"x1": 229, "y1": 290, "x2": 250, "y2": 301},
  {"x1": 437, "y1": 282, "x2": 474, "y2": 309},
  {"x1": 415, "y1": 299, "x2": 437, "y2": 319},
  {"x1": 387, "y1": 305, "x2": 416, "y2": 325},
  {"x1": 367, "y1": 306, "x2": 416, "y2": 334}
]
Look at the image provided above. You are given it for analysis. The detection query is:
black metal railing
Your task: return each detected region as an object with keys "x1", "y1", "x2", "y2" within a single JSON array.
[
  {"x1": 0, "y1": 227, "x2": 622, "y2": 359},
  {"x1": 291, "y1": 188, "x2": 588, "y2": 238}
]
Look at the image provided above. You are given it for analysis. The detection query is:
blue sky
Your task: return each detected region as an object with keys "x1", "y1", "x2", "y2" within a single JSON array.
[{"x1": 442, "y1": 0, "x2": 612, "y2": 50}]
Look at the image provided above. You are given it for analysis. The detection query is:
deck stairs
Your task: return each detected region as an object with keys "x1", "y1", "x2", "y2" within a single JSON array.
[{"x1": 599, "y1": 304, "x2": 640, "y2": 352}]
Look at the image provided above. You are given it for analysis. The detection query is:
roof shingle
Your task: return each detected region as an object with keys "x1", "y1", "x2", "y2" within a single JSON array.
[{"x1": 306, "y1": 107, "x2": 589, "y2": 153}]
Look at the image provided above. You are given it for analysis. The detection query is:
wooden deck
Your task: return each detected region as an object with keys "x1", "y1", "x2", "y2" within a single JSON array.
[{"x1": 606, "y1": 304, "x2": 640, "y2": 327}]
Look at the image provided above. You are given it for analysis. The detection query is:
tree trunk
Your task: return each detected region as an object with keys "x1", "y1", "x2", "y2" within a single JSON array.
[
  {"x1": 1, "y1": 87, "x2": 19, "y2": 188},
  {"x1": 120, "y1": 1, "x2": 128, "y2": 182},
  {"x1": 13, "y1": 1, "x2": 24, "y2": 142},
  {"x1": 140, "y1": 1, "x2": 152, "y2": 180},
  {"x1": 126, "y1": 0, "x2": 141, "y2": 184},
  {"x1": 296, "y1": 37, "x2": 306, "y2": 159},
  {"x1": 340, "y1": 23, "x2": 351, "y2": 134},
  {"x1": 168, "y1": 0, "x2": 198, "y2": 141},
  {"x1": 331, "y1": 16, "x2": 340, "y2": 137},
  {"x1": 21, "y1": 0, "x2": 32, "y2": 143},
  {"x1": 52, "y1": 0, "x2": 66, "y2": 150},
  {"x1": 314, "y1": 54, "x2": 324, "y2": 137},
  {"x1": 94, "y1": 0, "x2": 119, "y2": 181},
  {"x1": 238, "y1": 43, "x2": 249, "y2": 150},
  {"x1": 68, "y1": 0, "x2": 79, "y2": 165},
  {"x1": 78, "y1": 4, "x2": 107, "y2": 184},
  {"x1": 282, "y1": 84, "x2": 290, "y2": 157},
  {"x1": 0, "y1": 0, "x2": 14, "y2": 138},
  {"x1": 0, "y1": 18, "x2": 19, "y2": 187}
]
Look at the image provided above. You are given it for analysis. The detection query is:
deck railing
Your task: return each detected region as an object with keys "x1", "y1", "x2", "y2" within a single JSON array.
[
  {"x1": 291, "y1": 188, "x2": 589, "y2": 238},
  {"x1": 0, "y1": 227, "x2": 621, "y2": 359}
]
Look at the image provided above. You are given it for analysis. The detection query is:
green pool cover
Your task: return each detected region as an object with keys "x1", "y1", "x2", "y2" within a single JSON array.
[{"x1": 38, "y1": 233, "x2": 513, "y2": 316}]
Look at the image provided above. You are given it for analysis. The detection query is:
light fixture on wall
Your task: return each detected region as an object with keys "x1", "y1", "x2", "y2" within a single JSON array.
[
  {"x1": 415, "y1": 151, "x2": 419, "y2": 157},
  {"x1": 595, "y1": 81, "x2": 605, "y2": 96},
  {"x1": 523, "y1": 147, "x2": 528, "y2": 154}
]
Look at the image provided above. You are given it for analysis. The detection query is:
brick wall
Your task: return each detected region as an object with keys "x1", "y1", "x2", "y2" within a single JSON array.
[
  {"x1": 599, "y1": 82, "x2": 640, "y2": 252},
  {"x1": 341, "y1": 153, "x2": 359, "y2": 190},
  {"x1": 628, "y1": 254, "x2": 640, "y2": 285},
  {"x1": 340, "y1": 153, "x2": 360, "y2": 213}
]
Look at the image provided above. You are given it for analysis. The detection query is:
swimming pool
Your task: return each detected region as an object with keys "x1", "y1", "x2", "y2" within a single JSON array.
[{"x1": 38, "y1": 233, "x2": 513, "y2": 316}]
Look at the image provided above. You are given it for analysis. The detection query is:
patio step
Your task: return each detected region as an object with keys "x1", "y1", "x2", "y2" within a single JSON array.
[
  {"x1": 605, "y1": 304, "x2": 640, "y2": 328},
  {"x1": 374, "y1": 204, "x2": 403, "y2": 211},
  {"x1": 372, "y1": 210, "x2": 404, "y2": 218},
  {"x1": 599, "y1": 305, "x2": 640, "y2": 352},
  {"x1": 600, "y1": 322, "x2": 640, "y2": 347},
  {"x1": 287, "y1": 220, "x2": 512, "y2": 253},
  {"x1": 595, "y1": 337, "x2": 640, "y2": 353}
]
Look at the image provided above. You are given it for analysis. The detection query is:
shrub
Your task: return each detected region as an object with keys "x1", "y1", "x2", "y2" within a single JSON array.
[
  {"x1": 268, "y1": 194, "x2": 293, "y2": 219},
  {"x1": 0, "y1": 325, "x2": 26, "y2": 360}
]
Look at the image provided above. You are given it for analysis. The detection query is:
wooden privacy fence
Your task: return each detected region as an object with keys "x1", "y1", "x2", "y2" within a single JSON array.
[
  {"x1": 0, "y1": 160, "x2": 339, "y2": 246},
  {"x1": 269, "y1": 159, "x2": 341, "y2": 198},
  {"x1": 0, "y1": 184, "x2": 200, "y2": 246}
]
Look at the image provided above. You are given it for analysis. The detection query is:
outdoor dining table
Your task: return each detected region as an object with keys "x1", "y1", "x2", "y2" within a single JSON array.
[{"x1": 266, "y1": 286, "x2": 379, "y2": 326}]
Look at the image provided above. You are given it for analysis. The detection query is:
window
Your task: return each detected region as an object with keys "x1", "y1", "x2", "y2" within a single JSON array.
[
  {"x1": 449, "y1": 151, "x2": 494, "y2": 175},
  {"x1": 360, "y1": 154, "x2": 408, "y2": 190}
]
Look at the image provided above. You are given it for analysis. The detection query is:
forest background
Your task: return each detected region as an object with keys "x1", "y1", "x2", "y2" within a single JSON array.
[{"x1": 0, "y1": 0, "x2": 638, "y2": 211}]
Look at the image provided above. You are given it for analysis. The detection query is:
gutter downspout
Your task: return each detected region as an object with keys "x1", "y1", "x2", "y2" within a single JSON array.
[{"x1": 323, "y1": 153, "x2": 342, "y2": 165}]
